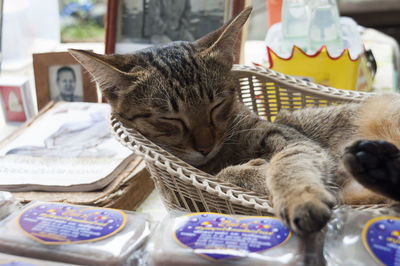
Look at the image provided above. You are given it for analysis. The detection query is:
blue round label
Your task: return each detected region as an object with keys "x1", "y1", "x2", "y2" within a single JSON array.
[
  {"x1": 363, "y1": 216, "x2": 400, "y2": 266},
  {"x1": 173, "y1": 213, "x2": 291, "y2": 260},
  {"x1": 17, "y1": 202, "x2": 127, "y2": 245}
]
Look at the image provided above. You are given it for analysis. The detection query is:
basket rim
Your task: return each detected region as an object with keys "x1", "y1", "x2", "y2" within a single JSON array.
[
  {"x1": 232, "y1": 64, "x2": 371, "y2": 103},
  {"x1": 111, "y1": 116, "x2": 393, "y2": 213}
]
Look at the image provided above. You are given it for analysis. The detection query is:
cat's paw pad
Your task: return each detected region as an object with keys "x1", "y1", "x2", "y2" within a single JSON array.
[
  {"x1": 276, "y1": 189, "x2": 335, "y2": 235},
  {"x1": 343, "y1": 140, "x2": 400, "y2": 200}
]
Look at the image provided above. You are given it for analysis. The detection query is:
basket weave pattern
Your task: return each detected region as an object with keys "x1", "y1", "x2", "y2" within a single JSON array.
[{"x1": 111, "y1": 65, "x2": 370, "y2": 215}]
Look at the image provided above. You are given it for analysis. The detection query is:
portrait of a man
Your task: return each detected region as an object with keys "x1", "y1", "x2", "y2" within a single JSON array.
[
  {"x1": 48, "y1": 64, "x2": 83, "y2": 103},
  {"x1": 33, "y1": 52, "x2": 98, "y2": 110},
  {"x1": 118, "y1": 0, "x2": 225, "y2": 45}
]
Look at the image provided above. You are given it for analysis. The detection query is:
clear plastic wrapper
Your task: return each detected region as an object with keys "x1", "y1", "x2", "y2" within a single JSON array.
[
  {"x1": 0, "y1": 201, "x2": 152, "y2": 266},
  {"x1": 0, "y1": 252, "x2": 78, "y2": 265},
  {"x1": 0, "y1": 191, "x2": 21, "y2": 221},
  {"x1": 324, "y1": 206, "x2": 400, "y2": 266},
  {"x1": 145, "y1": 212, "x2": 324, "y2": 266}
]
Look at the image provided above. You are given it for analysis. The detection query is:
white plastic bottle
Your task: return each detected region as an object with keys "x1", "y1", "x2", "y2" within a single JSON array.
[
  {"x1": 308, "y1": 0, "x2": 343, "y2": 56},
  {"x1": 281, "y1": 0, "x2": 310, "y2": 55}
]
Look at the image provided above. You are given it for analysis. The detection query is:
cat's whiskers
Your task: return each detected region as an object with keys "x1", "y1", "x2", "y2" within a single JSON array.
[
  {"x1": 224, "y1": 111, "x2": 250, "y2": 140},
  {"x1": 226, "y1": 128, "x2": 271, "y2": 142},
  {"x1": 235, "y1": 128, "x2": 271, "y2": 133}
]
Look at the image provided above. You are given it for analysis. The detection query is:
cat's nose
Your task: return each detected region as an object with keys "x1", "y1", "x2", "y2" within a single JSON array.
[{"x1": 193, "y1": 126, "x2": 215, "y2": 157}]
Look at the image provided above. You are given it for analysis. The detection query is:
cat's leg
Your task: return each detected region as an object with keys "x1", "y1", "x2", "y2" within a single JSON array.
[
  {"x1": 342, "y1": 139, "x2": 400, "y2": 201},
  {"x1": 216, "y1": 158, "x2": 270, "y2": 195},
  {"x1": 266, "y1": 142, "x2": 336, "y2": 235},
  {"x1": 216, "y1": 141, "x2": 335, "y2": 234}
]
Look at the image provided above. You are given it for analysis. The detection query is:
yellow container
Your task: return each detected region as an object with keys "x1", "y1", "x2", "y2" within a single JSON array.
[{"x1": 267, "y1": 46, "x2": 373, "y2": 91}]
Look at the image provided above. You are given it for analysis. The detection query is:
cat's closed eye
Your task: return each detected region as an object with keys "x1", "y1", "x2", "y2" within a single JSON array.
[
  {"x1": 159, "y1": 117, "x2": 188, "y2": 133},
  {"x1": 210, "y1": 100, "x2": 225, "y2": 127},
  {"x1": 210, "y1": 100, "x2": 231, "y2": 127}
]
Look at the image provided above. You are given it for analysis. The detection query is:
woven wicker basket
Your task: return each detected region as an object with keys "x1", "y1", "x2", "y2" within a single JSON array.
[{"x1": 110, "y1": 65, "x2": 371, "y2": 216}]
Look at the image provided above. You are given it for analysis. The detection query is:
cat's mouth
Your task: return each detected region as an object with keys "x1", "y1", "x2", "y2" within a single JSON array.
[{"x1": 183, "y1": 144, "x2": 222, "y2": 167}]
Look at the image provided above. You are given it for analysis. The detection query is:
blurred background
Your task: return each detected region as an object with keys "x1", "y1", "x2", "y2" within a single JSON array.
[{"x1": 59, "y1": 0, "x2": 106, "y2": 43}]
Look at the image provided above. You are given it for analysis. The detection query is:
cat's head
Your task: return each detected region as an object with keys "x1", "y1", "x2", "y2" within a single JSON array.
[{"x1": 69, "y1": 7, "x2": 251, "y2": 166}]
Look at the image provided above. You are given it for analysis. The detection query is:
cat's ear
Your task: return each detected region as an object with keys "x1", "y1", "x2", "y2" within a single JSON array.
[
  {"x1": 68, "y1": 49, "x2": 142, "y2": 92},
  {"x1": 193, "y1": 7, "x2": 252, "y2": 65}
]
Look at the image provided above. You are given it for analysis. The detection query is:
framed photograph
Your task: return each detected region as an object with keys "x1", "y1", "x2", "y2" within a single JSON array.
[
  {"x1": 105, "y1": 0, "x2": 243, "y2": 55},
  {"x1": 0, "y1": 77, "x2": 34, "y2": 122},
  {"x1": 32, "y1": 52, "x2": 98, "y2": 111}
]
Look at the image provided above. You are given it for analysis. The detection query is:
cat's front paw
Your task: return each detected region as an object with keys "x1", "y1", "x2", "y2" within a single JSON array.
[
  {"x1": 342, "y1": 139, "x2": 400, "y2": 201},
  {"x1": 275, "y1": 188, "x2": 336, "y2": 236},
  {"x1": 216, "y1": 159, "x2": 269, "y2": 195}
]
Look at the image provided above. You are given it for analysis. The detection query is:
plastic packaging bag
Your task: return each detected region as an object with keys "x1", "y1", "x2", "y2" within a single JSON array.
[
  {"x1": 0, "y1": 252, "x2": 78, "y2": 265},
  {"x1": 324, "y1": 206, "x2": 400, "y2": 266},
  {"x1": 0, "y1": 191, "x2": 21, "y2": 221},
  {"x1": 0, "y1": 201, "x2": 152, "y2": 266},
  {"x1": 145, "y1": 212, "x2": 324, "y2": 266}
]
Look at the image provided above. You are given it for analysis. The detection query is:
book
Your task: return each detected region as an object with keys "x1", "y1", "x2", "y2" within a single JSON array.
[
  {"x1": 11, "y1": 155, "x2": 154, "y2": 211},
  {"x1": 0, "y1": 101, "x2": 148, "y2": 193},
  {"x1": 0, "y1": 76, "x2": 35, "y2": 122}
]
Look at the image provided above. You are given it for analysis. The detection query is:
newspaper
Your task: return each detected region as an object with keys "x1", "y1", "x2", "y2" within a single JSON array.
[{"x1": 0, "y1": 102, "x2": 133, "y2": 192}]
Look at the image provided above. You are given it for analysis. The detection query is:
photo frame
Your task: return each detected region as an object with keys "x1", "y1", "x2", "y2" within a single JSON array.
[
  {"x1": 32, "y1": 52, "x2": 98, "y2": 111},
  {"x1": 105, "y1": 0, "x2": 245, "y2": 61},
  {"x1": 0, "y1": 77, "x2": 34, "y2": 122}
]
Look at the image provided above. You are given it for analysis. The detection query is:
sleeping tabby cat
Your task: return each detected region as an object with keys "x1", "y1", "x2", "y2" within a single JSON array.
[{"x1": 69, "y1": 7, "x2": 400, "y2": 235}]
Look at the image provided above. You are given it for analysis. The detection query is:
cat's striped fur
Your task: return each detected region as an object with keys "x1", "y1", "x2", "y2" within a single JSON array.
[{"x1": 70, "y1": 7, "x2": 400, "y2": 235}]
